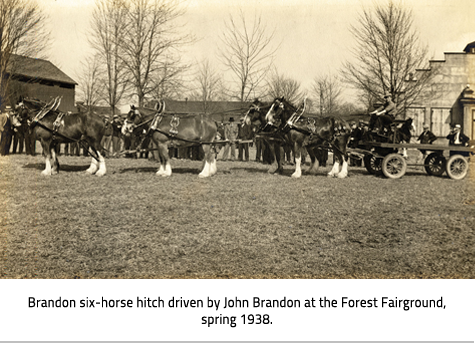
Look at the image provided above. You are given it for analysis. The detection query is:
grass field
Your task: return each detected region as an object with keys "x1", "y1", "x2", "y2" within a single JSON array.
[{"x1": 1, "y1": 150, "x2": 474, "y2": 279}]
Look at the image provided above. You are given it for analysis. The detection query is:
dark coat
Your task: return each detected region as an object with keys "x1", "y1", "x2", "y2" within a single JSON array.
[
  {"x1": 446, "y1": 131, "x2": 469, "y2": 146},
  {"x1": 238, "y1": 123, "x2": 253, "y2": 140},
  {"x1": 418, "y1": 130, "x2": 437, "y2": 144}
]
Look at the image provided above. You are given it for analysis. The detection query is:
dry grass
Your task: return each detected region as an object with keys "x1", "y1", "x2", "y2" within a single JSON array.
[{"x1": 1, "y1": 152, "x2": 474, "y2": 279}]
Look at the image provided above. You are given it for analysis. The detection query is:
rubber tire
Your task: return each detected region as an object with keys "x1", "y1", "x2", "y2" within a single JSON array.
[
  {"x1": 424, "y1": 153, "x2": 446, "y2": 176},
  {"x1": 446, "y1": 155, "x2": 468, "y2": 180},
  {"x1": 364, "y1": 154, "x2": 382, "y2": 175},
  {"x1": 382, "y1": 153, "x2": 407, "y2": 179}
]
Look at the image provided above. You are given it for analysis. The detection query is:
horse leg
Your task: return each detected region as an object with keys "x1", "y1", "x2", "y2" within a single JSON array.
[
  {"x1": 268, "y1": 142, "x2": 283, "y2": 175},
  {"x1": 306, "y1": 147, "x2": 320, "y2": 174},
  {"x1": 336, "y1": 153, "x2": 349, "y2": 179},
  {"x1": 291, "y1": 142, "x2": 302, "y2": 178},
  {"x1": 94, "y1": 147, "x2": 107, "y2": 177},
  {"x1": 41, "y1": 140, "x2": 53, "y2": 176},
  {"x1": 156, "y1": 143, "x2": 171, "y2": 177},
  {"x1": 328, "y1": 159, "x2": 340, "y2": 177},
  {"x1": 208, "y1": 145, "x2": 218, "y2": 176},
  {"x1": 51, "y1": 145, "x2": 59, "y2": 175},
  {"x1": 199, "y1": 144, "x2": 215, "y2": 178},
  {"x1": 86, "y1": 146, "x2": 99, "y2": 175}
]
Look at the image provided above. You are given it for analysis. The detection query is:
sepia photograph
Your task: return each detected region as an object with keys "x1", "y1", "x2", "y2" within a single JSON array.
[{"x1": 0, "y1": 0, "x2": 474, "y2": 279}]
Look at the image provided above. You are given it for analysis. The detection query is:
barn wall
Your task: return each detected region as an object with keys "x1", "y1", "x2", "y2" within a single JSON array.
[{"x1": 10, "y1": 80, "x2": 76, "y2": 112}]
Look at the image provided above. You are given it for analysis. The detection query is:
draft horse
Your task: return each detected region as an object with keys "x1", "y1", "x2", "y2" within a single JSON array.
[
  {"x1": 22, "y1": 97, "x2": 106, "y2": 176},
  {"x1": 122, "y1": 101, "x2": 218, "y2": 178},
  {"x1": 264, "y1": 97, "x2": 352, "y2": 178},
  {"x1": 243, "y1": 99, "x2": 329, "y2": 177}
]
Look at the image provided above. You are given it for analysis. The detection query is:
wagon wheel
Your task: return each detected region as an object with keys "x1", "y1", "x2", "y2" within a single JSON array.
[
  {"x1": 364, "y1": 154, "x2": 382, "y2": 175},
  {"x1": 424, "y1": 152, "x2": 446, "y2": 176},
  {"x1": 382, "y1": 153, "x2": 407, "y2": 179},
  {"x1": 446, "y1": 155, "x2": 468, "y2": 180}
]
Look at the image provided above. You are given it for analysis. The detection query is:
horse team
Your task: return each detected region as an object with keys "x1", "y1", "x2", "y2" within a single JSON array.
[{"x1": 13, "y1": 96, "x2": 411, "y2": 179}]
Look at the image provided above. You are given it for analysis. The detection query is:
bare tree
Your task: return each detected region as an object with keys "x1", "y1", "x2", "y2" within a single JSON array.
[
  {"x1": 150, "y1": 55, "x2": 189, "y2": 101},
  {"x1": 312, "y1": 74, "x2": 342, "y2": 116},
  {"x1": 120, "y1": 0, "x2": 192, "y2": 106},
  {"x1": 219, "y1": 10, "x2": 278, "y2": 102},
  {"x1": 0, "y1": 0, "x2": 49, "y2": 107},
  {"x1": 266, "y1": 70, "x2": 303, "y2": 105},
  {"x1": 341, "y1": 0, "x2": 433, "y2": 111},
  {"x1": 187, "y1": 59, "x2": 224, "y2": 114},
  {"x1": 76, "y1": 55, "x2": 103, "y2": 112},
  {"x1": 90, "y1": 0, "x2": 129, "y2": 115}
]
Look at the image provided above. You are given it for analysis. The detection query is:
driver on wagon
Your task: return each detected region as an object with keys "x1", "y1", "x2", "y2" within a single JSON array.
[{"x1": 369, "y1": 93, "x2": 396, "y2": 134}]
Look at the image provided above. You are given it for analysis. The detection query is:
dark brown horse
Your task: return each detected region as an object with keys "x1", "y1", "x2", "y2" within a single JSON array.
[
  {"x1": 244, "y1": 98, "x2": 343, "y2": 177},
  {"x1": 122, "y1": 101, "x2": 218, "y2": 178},
  {"x1": 22, "y1": 97, "x2": 106, "y2": 176},
  {"x1": 264, "y1": 97, "x2": 351, "y2": 178}
]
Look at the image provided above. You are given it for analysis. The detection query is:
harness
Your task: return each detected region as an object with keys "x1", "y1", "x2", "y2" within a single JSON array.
[
  {"x1": 260, "y1": 100, "x2": 350, "y2": 158},
  {"x1": 52, "y1": 112, "x2": 68, "y2": 141},
  {"x1": 21, "y1": 97, "x2": 106, "y2": 160}
]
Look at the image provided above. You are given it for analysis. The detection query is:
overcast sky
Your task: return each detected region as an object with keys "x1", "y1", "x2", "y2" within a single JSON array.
[{"x1": 41, "y1": 0, "x2": 475, "y2": 106}]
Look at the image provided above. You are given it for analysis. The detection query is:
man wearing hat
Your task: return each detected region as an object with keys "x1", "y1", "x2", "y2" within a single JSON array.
[
  {"x1": 111, "y1": 114, "x2": 123, "y2": 157},
  {"x1": 238, "y1": 116, "x2": 253, "y2": 162},
  {"x1": 0, "y1": 106, "x2": 13, "y2": 156},
  {"x1": 417, "y1": 124, "x2": 438, "y2": 158},
  {"x1": 222, "y1": 117, "x2": 238, "y2": 161},
  {"x1": 447, "y1": 124, "x2": 470, "y2": 156},
  {"x1": 369, "y1": 93, "x2": 397, "y2": 134}
]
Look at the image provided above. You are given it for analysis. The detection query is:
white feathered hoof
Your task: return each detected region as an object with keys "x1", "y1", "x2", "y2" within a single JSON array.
[
  {"x1": 95, "y1": 169, "x2": 106, "y2": 177},
  {"x1": 337, "y1": 172, "x2": 348, "y2": 179},
  {"x1": 86, "y1": 166, "x2": 98, "y2": 175}
]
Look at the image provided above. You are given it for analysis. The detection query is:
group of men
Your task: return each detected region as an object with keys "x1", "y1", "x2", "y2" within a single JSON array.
[
  {"x1": 220, "y1": 116, "x2": 254, "y2": 162},
  {"x1": 0, "y1": 104, "x2": 36, "y2": 156},
  {"x1": 360, "y1": 92, "x2": 471, "y2": 158}
]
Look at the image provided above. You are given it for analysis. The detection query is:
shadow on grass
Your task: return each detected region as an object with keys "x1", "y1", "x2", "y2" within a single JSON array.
[
  {"x1": 119, "y1": 166, "x2": 201, "y2": 174},
  {"x1": 23, "y1": 162, "x2": 90, "y2": 172}
]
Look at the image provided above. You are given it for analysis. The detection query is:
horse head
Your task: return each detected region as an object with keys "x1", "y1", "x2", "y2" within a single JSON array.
[
  {"x1": 265, "y1": 96, "x2": 303, "y2": 127},
  {"x1": 29, "y1": 97, "x2": 61, "y2": 127}
]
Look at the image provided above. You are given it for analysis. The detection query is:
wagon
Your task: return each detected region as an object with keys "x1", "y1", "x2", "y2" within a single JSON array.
[{"x1": 349, "y1": 142, "x2": 473, "y2": 180}]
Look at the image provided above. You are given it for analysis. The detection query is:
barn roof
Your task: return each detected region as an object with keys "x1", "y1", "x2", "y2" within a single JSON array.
[
  {"x1": 7, "y1": 54, "x2": 77, "y2": 86},
  {"x1": 463, "y1": 41, "x2": 475, "y2": 53},
  {"x1": 76, "y1": 102, "x2": 120, "y2": 115}
]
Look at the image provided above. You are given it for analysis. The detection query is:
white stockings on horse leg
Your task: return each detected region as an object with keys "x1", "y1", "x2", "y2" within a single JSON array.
[
  {"x1": 51, "y1": 146, "x2": 59, "y2": 174},
  {"x1": 86, "y1": 155, "x2": 99, "y2": 175},
  {"x1": 156, "y1": 164, "x2": 165, "y2": 176},
  {"x1": 95, "y1": 152, "x2": 107, "y2": 176},
  {"x1": 42, "y1": 154, "x2": 53, "y2": 176},
  {"x1": 328, "y1": 161, "x2": 340, "y2": 177},
  {"x1": 291, "y1": 156, "x2": 302, "y2": 178},
  {"x1": 337, "y1": 159, "x2": 349, "y2": 178}
]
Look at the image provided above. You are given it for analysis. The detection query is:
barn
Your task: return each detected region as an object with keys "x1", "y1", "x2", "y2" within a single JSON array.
[
  {"x1": 6, "y1": 54, "x2": 77, "y2": 112},
  {"x1": 145, "y1": 99, "x2": 249, "y2": 123},
  {"x1": 408, "y1": 41, "x2": 475, "y2": 142}
]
